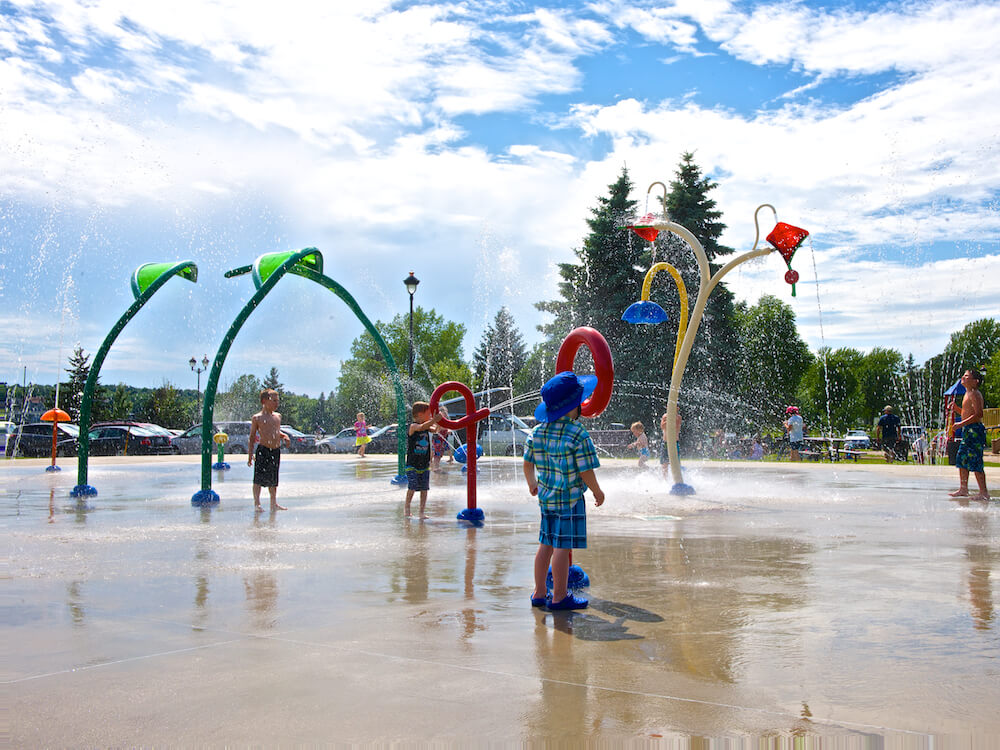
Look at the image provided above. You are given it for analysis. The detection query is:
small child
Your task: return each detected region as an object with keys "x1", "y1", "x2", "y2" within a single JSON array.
[
  {"x1": 949, "y1": 369, "x2": 990, "y2": 501},
  {"x1": 405, "y1": 401, "x2": 443, "y2": 518},
  {"x1": 523, "y1": 371, "x2": 605, "y2": 611},
  {"x1": 627, "y1": 421, "x2": 649, "y2": 467},
  {"x1": 431, "y1": 406, "x2": 453, "y2": 470},
  {"x1": 354, "y1": 411, "x2": 371, "y2": 458},
  {"x1": 248, "y1": 388, "x2": 292, "y2": 512},
  {"x1": 659, "y1": 408, "x2": 682, "y2": 478}
]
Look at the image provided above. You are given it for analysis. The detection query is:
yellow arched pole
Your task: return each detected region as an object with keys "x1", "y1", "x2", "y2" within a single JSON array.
[{"x1": 640, "y1": 262, "x2": 688, "y2": 370}]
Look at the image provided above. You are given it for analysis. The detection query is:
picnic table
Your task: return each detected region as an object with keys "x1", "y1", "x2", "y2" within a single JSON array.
[{"x1": 803, "y1": 436, "x2": 862, "y2": 462}]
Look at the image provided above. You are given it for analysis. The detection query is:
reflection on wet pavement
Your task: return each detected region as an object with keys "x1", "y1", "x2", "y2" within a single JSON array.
[{"x1": 3, "y1": 455, "x2": 998, "y2": 742}]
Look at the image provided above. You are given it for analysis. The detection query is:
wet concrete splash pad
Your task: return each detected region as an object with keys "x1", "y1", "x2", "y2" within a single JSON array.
[{"x1": 4, "y1": 455, "x2": 999, "y2": 743}]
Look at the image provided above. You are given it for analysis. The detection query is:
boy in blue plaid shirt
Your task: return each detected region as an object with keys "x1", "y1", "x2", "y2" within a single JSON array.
[{"x1": 523, "y1": 371, "x2": 605, "y2": 610}]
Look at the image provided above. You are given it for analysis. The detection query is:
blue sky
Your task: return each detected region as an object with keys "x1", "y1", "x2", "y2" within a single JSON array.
[{"x1": 2, "y1": 0, "x2": 999, "y2": 399}]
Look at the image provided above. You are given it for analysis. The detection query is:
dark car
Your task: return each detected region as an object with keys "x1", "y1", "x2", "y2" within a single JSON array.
[
  {"x1": 88, "y1": 425, "x2": 173, "y2": 456},
  {"x1": 367, "y1": 424, "x2": 401, "y2": 454},
  {"x1": 281, "y1": 427, "x2": 317, "y2": 453},
  {"x1": 6, "y1": 422, "x2": 80, "y2": 457}
]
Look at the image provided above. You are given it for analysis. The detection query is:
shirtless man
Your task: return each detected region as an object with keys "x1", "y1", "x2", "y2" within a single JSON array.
[
  {"x1": 248, "y1": 388, "x2": 291, "y2": 511},
  {"x1": 949, "y1": 369, "x2": 990, "y2": 501}
]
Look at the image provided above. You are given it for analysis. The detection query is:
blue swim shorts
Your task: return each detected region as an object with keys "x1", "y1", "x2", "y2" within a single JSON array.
[
  {"x1": 406, "y1": 467, "x2": 430, "y2": 492},
  {"x1": 956, "y1": 422, "x2": 986, "y2": 474},
  {"x1": 538, "y1": 498, "x2": 587, "y2": 549}
]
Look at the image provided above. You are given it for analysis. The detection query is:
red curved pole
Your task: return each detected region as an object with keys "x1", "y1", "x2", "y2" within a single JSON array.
[
  {"x1": 555, "y1": 327, "x2": 614, "y2": 417},
  {"x1": 430, "y1": 382, "x2": 490, "y2": 511}
]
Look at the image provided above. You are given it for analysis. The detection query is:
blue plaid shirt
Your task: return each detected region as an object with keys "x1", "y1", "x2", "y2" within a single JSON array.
[{"x1": 523, "y1": 417, "x2": 600, "y2": 511}]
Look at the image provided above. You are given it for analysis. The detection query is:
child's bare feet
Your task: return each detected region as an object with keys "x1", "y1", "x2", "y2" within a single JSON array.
[
  {"x1": 971, "y1": 493, "x2": 991, "y2": 501},
  {"x1": 949, "y1": 489, "x2": 969, "y2": 497},
  {"x1": 254, "y1": 504, "x2": 263, "y2": 512},
  {"x1": 271, "y1": 503, "x2": 287, "y2": 511}
]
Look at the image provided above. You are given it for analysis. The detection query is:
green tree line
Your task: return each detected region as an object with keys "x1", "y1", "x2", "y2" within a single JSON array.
[{"x1": 6, "y1": 156, "x2": 996, "y2": 444}]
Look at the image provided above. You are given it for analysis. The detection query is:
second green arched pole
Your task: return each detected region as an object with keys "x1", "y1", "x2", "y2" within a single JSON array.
[{"x1": 192, "y1": 248, "x2": 407, "y2": 504}]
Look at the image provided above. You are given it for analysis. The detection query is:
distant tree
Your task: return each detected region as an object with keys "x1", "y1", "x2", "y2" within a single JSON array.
[
  {"x1": 942, "y1": 318, "x2": 1000, "y2": 374},
  {"x1": 215, "y1": 374, "x2": 264, "y2": 421},
  {"x1": 666, "y1": 151, "x2": 733, "y2": 262},
  {"x1": 733, "y1": 295, "x2": 813, "y2": 432},
  {"x1": 262, "y1": 367, "x2": 284, "y2": 393},
  {"x1": 472, "y1": 307, "x2": 528, "y2": 395},
  {"x1": 62, "y1": 346, "x2": 93, "y2": 420},
  {"x1": 331, "y1": 307, "x2": 468, "y2": 426},
  {"x1": 983, "y1": 349, "x2": 1000, "y2": 408},
  {"x1": 797, "y1": 348, "x2": 866, "y2": 433},
  {"x1": 858, "y1": 347, "x2": 905, "y2": 425},
  {"x1": 107, "y1": 383, "x2": 134, "y2": 421},
  {"x1": 137, "y1": 382, "x2": 189, "y2": 428},
  {"x1": 512, "y1": 341, "x2": 560, "y2": 411}
]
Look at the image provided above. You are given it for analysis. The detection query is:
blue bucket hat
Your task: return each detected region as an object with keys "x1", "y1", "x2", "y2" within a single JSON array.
[{"x1": 535, "y1": 371, "x2": 598, "y2": 423}]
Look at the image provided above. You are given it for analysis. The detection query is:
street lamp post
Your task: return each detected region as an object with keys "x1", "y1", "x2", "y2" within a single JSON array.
[
  {"x1": 190, "y1": 354, "x2": 209, "y2": 412},
  {"x1": 403, "y1": 272, "x2": 420, "y2": 378}
]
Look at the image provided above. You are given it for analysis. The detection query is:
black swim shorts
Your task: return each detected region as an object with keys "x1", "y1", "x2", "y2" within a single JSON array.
[{"x1": 253, "y1": 445, "x2": 280, "y2": 487}]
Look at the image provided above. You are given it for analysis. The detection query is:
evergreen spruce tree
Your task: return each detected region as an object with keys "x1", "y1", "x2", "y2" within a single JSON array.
[
  {"x1": 472, "y1": 307, "x2": 528, "y2": 397},
  {"x1": 263, "y1": 367, "x2": 284, "y2": 393},
  {"x1": 649, "y1": 152, "x2": 742, "y2": 443},
  {"x1": 63, "y1": 346, "x2": 93, "y2": 420}
]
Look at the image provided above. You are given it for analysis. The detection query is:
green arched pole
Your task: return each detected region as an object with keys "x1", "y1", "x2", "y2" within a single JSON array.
[
  {"x1": 72, "y1": 261, "x2": 198, "y2": 497},
  {"x1": 192, "y1": 248, "x2": 407, "y2": 504}
]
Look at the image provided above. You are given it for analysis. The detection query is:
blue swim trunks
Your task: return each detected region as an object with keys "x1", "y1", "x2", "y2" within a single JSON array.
[
  {"x1": 406, "y1": 467, "x2": 430, "y2": 492},
  {"x1": 539, "y1": 498, "x2": 587, "y2": 549},
  {"x1": 956, "y1": 422, "x2": 986, "y2": 473}
]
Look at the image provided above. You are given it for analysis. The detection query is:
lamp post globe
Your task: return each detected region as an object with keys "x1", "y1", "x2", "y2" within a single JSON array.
[{"x1": 403, "y1": 272, "x2": 420, "y2": 378}]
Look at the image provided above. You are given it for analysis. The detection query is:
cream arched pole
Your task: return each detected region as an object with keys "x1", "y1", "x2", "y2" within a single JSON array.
[{"x1": 646, "y1": 199, "x2": 778, "y2": 495}]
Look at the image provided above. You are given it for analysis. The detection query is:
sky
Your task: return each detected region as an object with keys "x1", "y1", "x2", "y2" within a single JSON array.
[{"x1": 2, "y1": 0, "x2": 999, "y2": 399}]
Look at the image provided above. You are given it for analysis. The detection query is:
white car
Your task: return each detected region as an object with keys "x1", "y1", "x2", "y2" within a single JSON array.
[{"x1": 843, "y1": 429, "x2": 871, "y2": 450}]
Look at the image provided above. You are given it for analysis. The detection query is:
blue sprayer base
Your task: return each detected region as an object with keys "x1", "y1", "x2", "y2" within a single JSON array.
[
  {"x1": 457, "y1": 507, "x2": 485, "y2": 522},
  {"x1": 212, "y1": 462, "x2": 231, "y2": 471},
  {"x1": 546, "y1": 564, "x2": 590, "y2": 592},
  {"x1": 71, "y1": 484, "x2": 98, "y2": 498},
  {"x1": 191, "y1": 489, "x2": 220, "y2": 505},
  {"x1": 391, "y1": 474, "x2": 407, "y2": 486},
  {"x1": 670, "y1": 482, "x2": 696, "y2": 496},
  {"x1": 45, "y1": 465, "x2": 62, "y2": 472}
]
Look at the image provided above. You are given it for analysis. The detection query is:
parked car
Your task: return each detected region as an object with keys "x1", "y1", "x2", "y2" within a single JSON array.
[
  {"x1": 214, "y1": 421, "x2": 253, "y2": 453},
  {"x1": 170, "y1": 423, "x2": 219, "y2": 454},
  {"x1": 367, "y1": 424, "x2": 401, "y2": 453},
  {"x1": 316, "y1": 427, "x2": 359, "y2": 454},
  {"x1": 478, "y1": 412, "x2": 533, "y2": 456},
  {"x1": 92, "y1": 421, "x2": 175, "y2": 438},
  {"x1": 281, "y1": 426, "x2": 317, "y2": 453},
  {"x1": 88, "y1": 425, "x2": 173, "y2": 456},
  {"x1": 5, "y1": 422, "x2": 80, "y2": 457},
  {"x1": 900, "y1": 425, "x2": 925, "y2": 442},
  {"x1": 843, "y1": 429, "x2": 871, "y2": 450},
  {"x1": 0, "y1": 420, "x2": 12, "y2": 456}
]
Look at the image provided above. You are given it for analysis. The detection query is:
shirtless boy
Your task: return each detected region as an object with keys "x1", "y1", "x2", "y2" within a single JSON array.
[
  {"x1": 248, "y1": 388, "x2": 292, "y2": 511},
  {"x1": 949, "y1": 369, "x2": 990, "y2": 501}
]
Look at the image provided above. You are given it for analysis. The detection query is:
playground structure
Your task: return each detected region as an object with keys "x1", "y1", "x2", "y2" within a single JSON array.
[
  {"x1": 64, "y1": 252, "x2": 406, "y2": 502},
  {"x1": 192, "y1": 248, "x2": 407, "y2": 504},
  {"x1": 72, "y1": 261, "x2": 199, "y2": 497},
  {"x1": 624, "y1": 182, "x2": 808, "y2": 495}
]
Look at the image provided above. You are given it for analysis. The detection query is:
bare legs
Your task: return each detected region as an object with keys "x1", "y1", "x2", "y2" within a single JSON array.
[
  {"x1": 404, "y1": 490, "x2": 428, "y2": 518},
  {"x1": 950, "y1": 468, "x2": 990, "y2": 501},
  {"x1": 533, "y1": 545, "x2": 570, "y2": 602},
  {"x1": 253, "y1": 484, "x2": 286, "y2": 512}
]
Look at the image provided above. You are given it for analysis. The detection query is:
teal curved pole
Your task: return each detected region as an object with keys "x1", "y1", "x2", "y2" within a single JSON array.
[
  {"x1": 72, "y1": 261, "x2": 198, "y2": 497},
  {"x1": 296, "y1": 268, "x2": 408, "y2": 479},
  {"x1": 193, "y1": 248, "x2": 407, "y2": 504}
]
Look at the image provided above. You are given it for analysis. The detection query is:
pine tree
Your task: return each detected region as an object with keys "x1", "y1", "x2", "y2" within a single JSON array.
[
  {"x1": 263, "y1": 367, "x2": 284, "y2": 393},
  {"x1": 63, "y1": 346, "x2": 93, "y2": 420},
  {"x1": 472, "y1": 307, "x2": 528, "y2": 396},
  {"x1": 536, "y1": 167, "x2": 666, "y2": 425}
]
